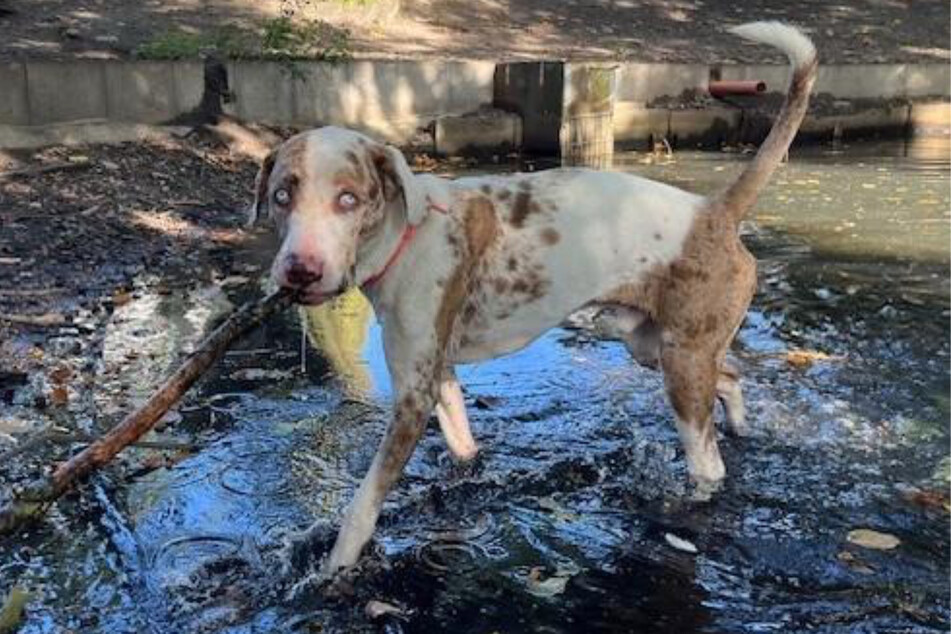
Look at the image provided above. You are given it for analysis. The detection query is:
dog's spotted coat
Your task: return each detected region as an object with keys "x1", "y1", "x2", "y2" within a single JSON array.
[{"x1": 250, "y1": 22, "x2": 818, "y2": 579}]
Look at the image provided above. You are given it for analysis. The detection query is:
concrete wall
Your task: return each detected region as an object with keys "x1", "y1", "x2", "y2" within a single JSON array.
[
  {"x1": 0, "y1": 57, "x2": 947, "y2": 151},
  {"x1": 611, "y1": 62, "x2": 951, "y2": 149},
  {"x1": 0, "y1": 58, "x2": 496, "y2": 146}
]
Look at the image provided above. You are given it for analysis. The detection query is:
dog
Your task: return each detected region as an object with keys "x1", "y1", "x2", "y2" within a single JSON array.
[{"x1": 249, "y1": 22, "x2": 817, "y2": 578}]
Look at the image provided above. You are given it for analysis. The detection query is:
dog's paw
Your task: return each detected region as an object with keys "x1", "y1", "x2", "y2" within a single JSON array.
[
  {"x1": 275, "y1": 521, "x2": 337, "y2": 589},
  {"x1": 687, "y1": 476, "x2": 724, "y2": 502}
]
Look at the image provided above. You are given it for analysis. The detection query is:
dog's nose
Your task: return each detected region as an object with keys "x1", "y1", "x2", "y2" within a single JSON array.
[{"x1": 281, "y1": 255, "x2": 324, "y2": 289}]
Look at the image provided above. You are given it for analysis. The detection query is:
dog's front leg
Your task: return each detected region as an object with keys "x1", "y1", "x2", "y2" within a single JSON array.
[
  {"x1": 322, "y1": 336, "x2": 439, "y2": 576},
  {"x1": 435, "y1": 368, "x2": 478, "y2": 461}
]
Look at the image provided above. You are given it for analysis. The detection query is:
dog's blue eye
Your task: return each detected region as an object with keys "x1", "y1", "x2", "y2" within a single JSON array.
[
  {"x1": 274, "y1": 188, "x2": 291, "y2": 206},
  {"x1": 337, "y1": 191, "x2": 358, "y2": 211}
]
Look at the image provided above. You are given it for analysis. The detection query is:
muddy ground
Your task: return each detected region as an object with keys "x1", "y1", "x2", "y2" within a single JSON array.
[
  {"x1": 0, "y1": 0, "x2": 948, "y2": 63},
  {"x1": 0, "y1": 134, "x2": 949, "y2": 633}
]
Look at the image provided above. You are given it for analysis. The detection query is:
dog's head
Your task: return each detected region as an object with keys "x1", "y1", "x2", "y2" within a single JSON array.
[{"x1": 249, "y1": 126, "x2": 428, "y2": 305}]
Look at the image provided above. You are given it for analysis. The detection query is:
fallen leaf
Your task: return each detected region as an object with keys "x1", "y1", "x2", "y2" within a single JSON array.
[
  {"x1": 49, "y1": 385, "x2": 68, "y2": 406},
  {"x1": 847, "y1": 528, "x2": 900, "y2": 550},
  {"x1": 785, "y1": 349, "x2": 841, "y2": 368},
  {"x1": 665, "y1": 532, "x2": 698, "y2": 554}
]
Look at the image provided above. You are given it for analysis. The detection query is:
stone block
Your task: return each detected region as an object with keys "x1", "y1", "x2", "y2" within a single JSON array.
[{"x1": 435, "y1": 109, "x2": 521, "y2": 155}]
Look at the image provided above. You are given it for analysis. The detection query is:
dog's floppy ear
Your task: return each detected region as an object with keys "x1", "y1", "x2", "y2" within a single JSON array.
[
  {"x1": 372, "y1": 144, "x2": 427, "y2": 226},
  {"x1": 247, "y1": 148, "x2": 277, "y2": 227}
]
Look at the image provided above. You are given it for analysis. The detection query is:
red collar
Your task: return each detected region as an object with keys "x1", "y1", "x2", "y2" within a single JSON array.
[
  {"x1": 361, "y1": 223, "x2": 418, "y2": 289},
  {"x1": 361, "y1": 200, "x2": 448, "y2": 290}
]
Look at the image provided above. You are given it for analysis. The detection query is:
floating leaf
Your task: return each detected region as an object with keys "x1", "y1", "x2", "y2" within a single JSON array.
[
  {"x1": 785, "y1": 349, "x2": 841, "y2": 368},
  {"x1": 847, "y1": 529, "x2": 900, "y2": 550}
]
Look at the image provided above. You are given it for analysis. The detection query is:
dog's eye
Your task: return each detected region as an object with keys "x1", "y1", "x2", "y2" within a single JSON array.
[
  {"x1": 337, "y1": 191, "x2": 359, "y2": 211},
  {"x1": 274, "y1": 188, "x2": 291, "y2": 206}
]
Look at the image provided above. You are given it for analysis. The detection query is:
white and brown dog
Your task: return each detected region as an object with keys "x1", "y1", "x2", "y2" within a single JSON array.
[{"x1": 250, "y1": 22, "x2": 817, "y2": 578}]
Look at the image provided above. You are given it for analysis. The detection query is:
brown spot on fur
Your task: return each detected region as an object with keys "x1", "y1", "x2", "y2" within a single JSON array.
[
  {"x1": 493, "y1": 278, "x2": 509, "y2": 294},
  {"x1": 510, "y1": 191, "x2": 542, "y2": 228},
  {"x1": 540, "y1": 227, "x2": 560, "y2": 245},
  {"x1": 480, "y1": 184, "x2": 493, "y2": 195},
  {"x1": 464, "y1": 197, "x2": 499, "y2": 258},
  {"x1": 496, "y1": 189, "x2": 511, "y2": 201},
  {"x1": 507, "y1": 256, "x2": 518, "y2": 271},
  {"x1": 434, "y1": 196, "x2": 500, "y2": 349}
]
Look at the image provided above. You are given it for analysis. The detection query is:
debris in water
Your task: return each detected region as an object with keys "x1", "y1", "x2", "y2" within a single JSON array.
[
  {"x1": 0, "y1": 586, "x2": 30, "y2": 634},
  {"x1": 664, "y1": 532, "x2": 699, "y2": 554},
  {"x1": 525, "y1": 566, "x2": 575, "y2": 598},
  {"x1": 785, "y1": 349, "x2": 842, "y2": 368},
  {"x1": 365, "y1": 600, "x2": 410, "y2": 621},
  {"x1": 847, "y1": 529, "x2": 901, "y2": 550},
  {"x1": 837, "y1": 550, "x2": 874, "y2": 574}
]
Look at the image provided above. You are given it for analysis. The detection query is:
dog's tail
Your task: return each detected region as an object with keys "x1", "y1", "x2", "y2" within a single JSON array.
[{"x1": 716, "y1": 22, "x2": 817, "y2": 225}]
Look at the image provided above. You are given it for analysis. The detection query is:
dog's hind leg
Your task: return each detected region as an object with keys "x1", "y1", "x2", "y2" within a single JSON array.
[
  {"x1": 716, "y1": 360, "x2": 747, "y2": 437},
  {"x1": 435, "y1": 368, "x2": 478, "y2": 461},
  {"x1": 661, "y1": 338, "x2": 726, "y2": 499}
]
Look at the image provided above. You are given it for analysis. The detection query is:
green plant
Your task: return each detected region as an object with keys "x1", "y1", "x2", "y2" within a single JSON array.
[
  {"x1": 135, "y1": 27, "x2": 254, "y2": 60},
  {"x1": 260, "y1": 17, "x2": 352, "y2": 62},
  {"x1": 135, "y1": 18, "x2": 351, "y2": 62}
]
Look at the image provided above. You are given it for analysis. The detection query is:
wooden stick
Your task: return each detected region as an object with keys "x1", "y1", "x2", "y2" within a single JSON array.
[{"x1": 0, "y1": 289, "x2": 292, "y2": 536}]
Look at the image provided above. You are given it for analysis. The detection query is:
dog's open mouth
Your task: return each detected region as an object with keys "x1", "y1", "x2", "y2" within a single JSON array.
[{"x1": 293, "y1": 284, "x2": 346, "y2": 306}]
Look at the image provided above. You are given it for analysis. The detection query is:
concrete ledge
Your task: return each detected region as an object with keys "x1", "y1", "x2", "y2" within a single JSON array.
[
  {"x1": 0, "y1": 62, "x2": 29, "y2": 125},
  {"x1": 292, "y1": 63, "x2": 353, "y2": 124},
  {"x1": 434, "y1": 109, "x2": 521, "y2": 155},
  {"x1": 815, "y1": 64, "x2": 907, "y2": 100},
  {"x1": 446, "y1": 61, "x2": 497, "y2": 112},
  {"x1": 613, "y1": 103, "x2": 668, "y2": 147},
  {"x1": 910, "y1": 101, "x2": 951, "y2": 132},
  {"x1": 104, "y1": 62, "x2": 178, "y2": 123},
  {"x1": 25, "y1": 61, "x2": 108, "y2": 124},
  {"x1": 616, "y1": 63, "x2": 708, "y2": 104},
  {"x1": 229, "y1": 61, "x2": 296, "y2": 124},
  {"x1": 800, "y1": 105, "x2": 910, "y2": 140},
  {"x1": 0, "y1": 58, "x2": 948, "y2": 152},
  {"x1": 171, "y1": 61, "x2": 205, "y2": 115},
  {"x1": 906, "y1": 64, "x2": 951, "y2": 98},
  {"x1": 0, "y1": 121, "x2": 190, "y2": 150}
]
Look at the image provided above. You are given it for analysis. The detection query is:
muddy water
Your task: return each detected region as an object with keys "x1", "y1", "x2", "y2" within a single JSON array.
[{"x1": 3, "y1": 139, "x2": 949, "y2": 633}]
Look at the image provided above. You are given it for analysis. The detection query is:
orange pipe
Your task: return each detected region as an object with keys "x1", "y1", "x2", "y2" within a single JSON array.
[{"x1": 709, "y1": 80, "x2": 766, "y2": 98}]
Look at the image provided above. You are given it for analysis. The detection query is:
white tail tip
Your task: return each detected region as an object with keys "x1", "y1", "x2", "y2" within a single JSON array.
[{"x1": 729, "y1": 21, "x2": 816, "y2": 70}]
